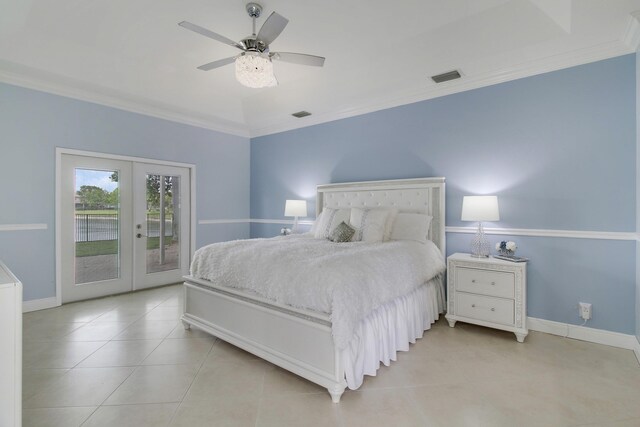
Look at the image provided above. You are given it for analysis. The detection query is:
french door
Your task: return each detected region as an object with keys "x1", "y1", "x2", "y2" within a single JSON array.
[
  {"x1": 133, "y1": 163, "x2": 190, "y2": 290},
  {"x1": 60, "y1": 153, "x2": 191, "y2": 303}
]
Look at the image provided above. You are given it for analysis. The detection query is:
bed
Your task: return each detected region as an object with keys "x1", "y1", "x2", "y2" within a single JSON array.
[{"x1": 181, "y1": 177, "x2": 446, "y2": 402}]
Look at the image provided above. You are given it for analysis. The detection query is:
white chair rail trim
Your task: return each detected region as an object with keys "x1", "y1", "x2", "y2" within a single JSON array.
[
  {"x1": 446, "y1": 226, "x2": 637, "y2": 241},
  {"x1": 198, "y1": 219, "x2": 638, "y2": 241},
  {"x1": 0, "y1": 224, "x2": 48, "y2": 232}
]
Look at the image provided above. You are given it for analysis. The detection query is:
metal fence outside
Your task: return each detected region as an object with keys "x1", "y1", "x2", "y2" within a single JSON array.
[{"x1": 75, "y1": 213, "x2": 173, "y2": 242}]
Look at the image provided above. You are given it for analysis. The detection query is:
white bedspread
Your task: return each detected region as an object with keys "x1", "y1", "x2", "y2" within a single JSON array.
[{"x1": 190, "y1": 234, "x2": 445, "y2": 349}]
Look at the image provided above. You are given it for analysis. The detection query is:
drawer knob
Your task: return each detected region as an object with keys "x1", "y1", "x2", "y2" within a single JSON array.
[
  {"x1": 471, "y1": 304, "x2": 476, "y2": 308},
  {"x1": 471, "y1": 279, "x2": 476, "y2": 283},
  {"x1": 491, "y1": 282, "x2": 495, "y2": 286},
  {"x1": 491, "y1": 308, "x2": 495, "y2": 312}
]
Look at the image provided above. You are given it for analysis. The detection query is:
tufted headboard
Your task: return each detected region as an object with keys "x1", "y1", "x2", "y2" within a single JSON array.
[{"x1": 316, "y1": 177, "x2": 446, "y2": 256}]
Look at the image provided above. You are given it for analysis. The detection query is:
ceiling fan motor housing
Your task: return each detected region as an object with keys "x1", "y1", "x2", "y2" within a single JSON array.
[{"x1": 242, "y1": 37, "x2": 267, "y2": 52}]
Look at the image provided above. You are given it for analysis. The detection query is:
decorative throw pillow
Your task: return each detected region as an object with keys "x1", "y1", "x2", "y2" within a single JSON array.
[
  {"x1": 313, "y1": 208, "x2": 351, "y2": 239},
  {"x1": 390, "y1": 213, "x2": 433, "y2": 244},
  {"x1": 349, "y1": 208, "x2": 391, "y2": 243},
  {"x1": 328, "y1": 221, "x2": 356, "y2": 243}
]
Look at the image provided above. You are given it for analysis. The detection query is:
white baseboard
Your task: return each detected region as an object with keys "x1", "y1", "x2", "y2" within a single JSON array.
[
  {"x1": 23, "y1": 297, "x2": 59, "y2": 313},
  {"x1": 527, "y1": 317, "x2": 638, "y2": 350}
]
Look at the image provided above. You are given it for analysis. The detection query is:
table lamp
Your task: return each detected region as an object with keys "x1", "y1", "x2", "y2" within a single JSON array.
[
  {"x1": 461, "y1": 195, "x2": 499, "y2": 257},
  {"x1": 284, "y1": 200, "x2": 307, "y2": 233}
]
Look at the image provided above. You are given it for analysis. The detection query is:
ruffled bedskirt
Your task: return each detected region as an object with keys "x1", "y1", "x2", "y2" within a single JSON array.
[{"x1": 340, "y1": 275, "x2": 445, "y2": 389}]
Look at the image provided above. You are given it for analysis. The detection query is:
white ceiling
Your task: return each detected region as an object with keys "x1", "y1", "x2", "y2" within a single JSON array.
[{"x1": 1, "y1": 0, "x2": 639, "y2": 138}]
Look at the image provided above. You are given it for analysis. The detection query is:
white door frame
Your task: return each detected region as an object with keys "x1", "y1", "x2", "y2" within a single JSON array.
[{"x1": 55, "y1": 147, "x2": 196, "y2": 306}]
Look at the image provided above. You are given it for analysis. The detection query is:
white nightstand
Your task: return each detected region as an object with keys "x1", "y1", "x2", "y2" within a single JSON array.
[{"x1": 446, "y1": 253, "x2": 528, "y2": 342}]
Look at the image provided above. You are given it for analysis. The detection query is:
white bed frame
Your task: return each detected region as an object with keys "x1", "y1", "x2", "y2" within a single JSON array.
[{"x1": 181, "y1": 177, "x2": 446, "y2": 402}]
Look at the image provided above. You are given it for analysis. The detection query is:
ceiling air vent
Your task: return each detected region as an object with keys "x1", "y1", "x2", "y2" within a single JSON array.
[
  {"x1": 292, "y1": 111, "x2": 311, "y2": 118},
  {"x1": 431, "y1": 70, "x2": 461, "y2": 83}
]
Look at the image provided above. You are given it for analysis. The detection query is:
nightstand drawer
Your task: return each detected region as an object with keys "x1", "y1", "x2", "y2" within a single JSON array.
[
  {"x1": 456, "y1": 293, "x2": 514, "y2": 326},
  {"x1": 456, "y1": 267, "x2": 514, "y2": 299}
]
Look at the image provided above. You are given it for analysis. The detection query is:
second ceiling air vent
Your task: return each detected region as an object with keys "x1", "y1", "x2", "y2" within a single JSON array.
[
  {"x1": 292, "y1": 111, "x2": 311, "y2": 118},
  {"x1": 431, "y1": 70, "x2": 461, "y2": 83}
]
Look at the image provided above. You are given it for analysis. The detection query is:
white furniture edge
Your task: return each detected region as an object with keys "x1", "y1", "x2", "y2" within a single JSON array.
[
  {"x1": 635, "y1": 338, "x2": 640, "y2": 365},
  {"x1": 446, "y1": 254, "x2": 528, "y2": 342},
  {"x1": 0, "y1": 260, "x2": 22, "y2": 427},
  {"x1": 182, "y1": 177, "x2": 446, "y2": 402}
]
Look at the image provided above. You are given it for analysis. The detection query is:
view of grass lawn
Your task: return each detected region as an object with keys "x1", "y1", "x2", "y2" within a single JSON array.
[{"x1": 75, "y1": 236, "x2": 174, "y2": 257}]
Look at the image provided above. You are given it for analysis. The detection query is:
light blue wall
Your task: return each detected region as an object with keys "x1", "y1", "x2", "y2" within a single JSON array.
[
  {"x1": 251, "y1": 54, "x2": 637, "y2": 335},
  {"x1": 0, "y1": 83, "x2": 250, "y2": 301}
]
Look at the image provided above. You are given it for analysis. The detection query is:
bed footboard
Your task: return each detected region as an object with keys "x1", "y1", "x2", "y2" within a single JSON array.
[{"x1": 182, "y1": 279, "x2": 347, "y2": 402}]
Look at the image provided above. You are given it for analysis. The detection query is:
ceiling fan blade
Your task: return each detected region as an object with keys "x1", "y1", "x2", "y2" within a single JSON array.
[
  {"x1": 272, "y1": 52, "x2": 325, "y2": 67},
  {"x1": 256, "y1": 12, "x2": 289, "y2": 45},
  {"x1": 179, "y1": 21, "x2": 245, "y2": 51},
  {"x1": 197, "y1": 56, "x2": 237, "y2": 71}
]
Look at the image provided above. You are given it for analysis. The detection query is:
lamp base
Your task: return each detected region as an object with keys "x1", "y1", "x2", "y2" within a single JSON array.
[
  {"x1": 470, "y1": 253, "x2": 490, "y2": 258},
  {"x1": 470, "y1": 222, "x2": 491, "y2": 258}
]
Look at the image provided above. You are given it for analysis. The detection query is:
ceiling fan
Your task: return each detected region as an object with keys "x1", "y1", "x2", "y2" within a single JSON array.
[{"x1": 179, "y1": 3, "x2": 325, "y2": 88}]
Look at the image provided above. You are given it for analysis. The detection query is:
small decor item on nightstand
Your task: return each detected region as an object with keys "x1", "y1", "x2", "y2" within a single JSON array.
[
  {"x1": 494, "y1": 241, "x2": 528, "y2": 262},
  {"x1": 280, "y1": 227, "x2": 292, "y2": 236},
  {"x1": 496, "y1": 240, "x2": 517, "y2": 256}
]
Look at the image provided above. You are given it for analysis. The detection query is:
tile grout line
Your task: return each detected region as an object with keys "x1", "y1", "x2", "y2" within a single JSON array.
[
  {"x1": 166, "y1": 336, "x2": 218, "y2": 426},
  {"x1": 76, "y1": 289, "x2": 181, "y2": 425}
]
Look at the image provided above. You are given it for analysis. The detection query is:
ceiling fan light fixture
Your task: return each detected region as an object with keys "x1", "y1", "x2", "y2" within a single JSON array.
[{"x1": 235, "y1": 52, "x2": 278, "y2": 88}]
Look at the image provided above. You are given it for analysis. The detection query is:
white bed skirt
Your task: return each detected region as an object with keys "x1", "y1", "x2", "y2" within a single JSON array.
[{"x1": 340, "y1": 278, "x2": 444, "y2": 389}]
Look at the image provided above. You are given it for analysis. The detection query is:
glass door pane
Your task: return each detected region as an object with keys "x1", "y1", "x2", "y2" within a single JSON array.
[
  {"x1": 74, "y1": 169, "x2": 120, "y2": 284},
  {"x1": 61, "y1": 154, "x2": 133, "y2": 303},
  {"x1": 145, "y1": 174, "x2": 181, "y2": 274},
  {"x1": 133, "y1": 163, "x2": 190, "y2": 290}
]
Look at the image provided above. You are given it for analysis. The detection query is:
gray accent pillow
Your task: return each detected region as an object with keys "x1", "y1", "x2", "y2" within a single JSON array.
[{"x1": 329, "y1": 221, "x2": 355, "y2": 243}]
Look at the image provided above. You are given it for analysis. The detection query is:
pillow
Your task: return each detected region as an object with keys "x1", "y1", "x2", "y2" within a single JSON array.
[
  {"x1": 328, "y1": 221, "x2": 355, "y2": 243},
  {"x1": 383, "y1": 208, "x2": 399, "y2": 241},
  {"x1": 309, "y1": 211, "x2": 322, "y2": 235},
  {"x1": 349, "y1": 208, "x2": 391, "y2": 243},
  {"x1": 314, "y1": 208, "x2": 351, "y2": 239},
  {"x1": 390, "y1": 213, "x2": 433, "y2": 244}
]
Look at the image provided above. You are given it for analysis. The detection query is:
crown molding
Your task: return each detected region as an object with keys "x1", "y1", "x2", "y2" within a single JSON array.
[
  {"x1": 0, "y1": 60, "x2": 250, "y2": 138},
  {"x1": 0, "y1": 39, "x2": 633, "y2": 140},
  {"x1": 250, "y1": 40, "x2": 633, "y2": 137},
  {"x1": 623, "y1": 11, "x2": 640, "y2": 51}
]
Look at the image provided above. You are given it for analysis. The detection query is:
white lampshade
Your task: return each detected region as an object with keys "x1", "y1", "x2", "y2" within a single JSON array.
[
  {"x1": 284, "y1": 200, "x2": 307, "y2": 217},
  {"x1": 461, "y1": 196, "x2": 500, "y2": 222}
]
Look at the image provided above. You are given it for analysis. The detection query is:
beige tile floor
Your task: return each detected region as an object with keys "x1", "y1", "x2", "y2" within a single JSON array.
[{"x1": 22, "y1": 284, "x2": 640, "y2": 427}]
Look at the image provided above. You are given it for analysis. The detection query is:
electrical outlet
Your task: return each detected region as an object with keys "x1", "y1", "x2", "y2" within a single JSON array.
[{"x1": 578, "y1": 302, "x2": 592, "y2": 321}]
